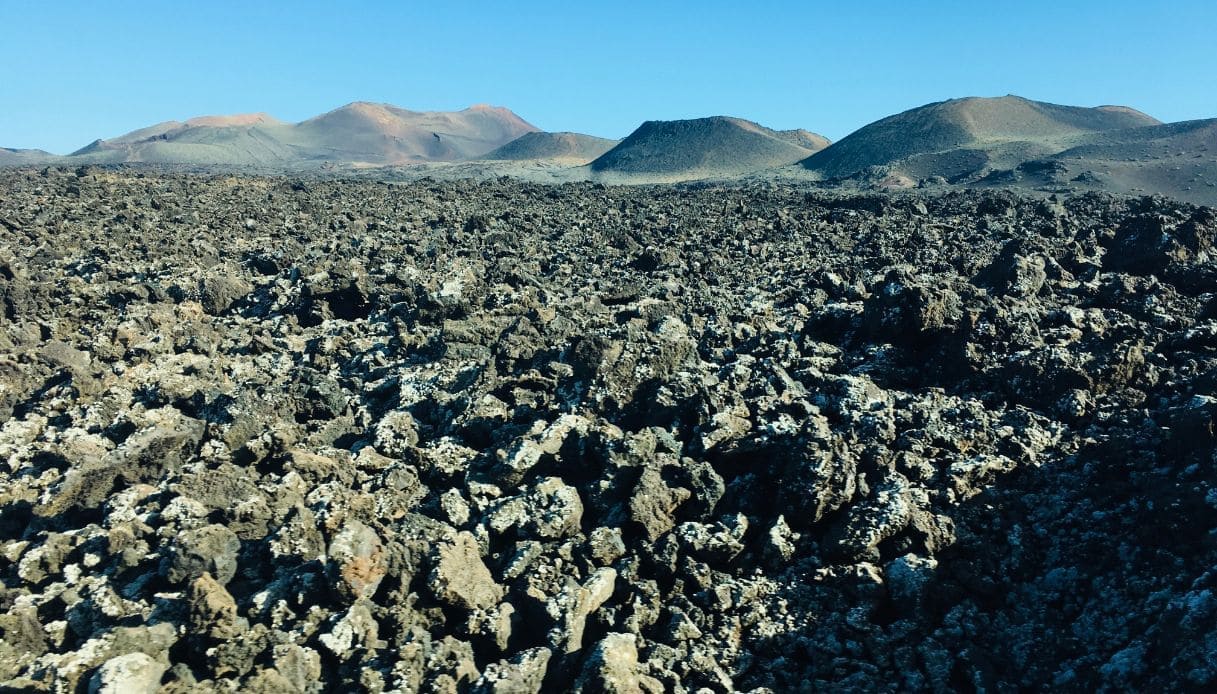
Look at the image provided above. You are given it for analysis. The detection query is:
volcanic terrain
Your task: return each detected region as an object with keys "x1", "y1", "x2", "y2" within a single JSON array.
[
  {"x1": 0, "y1": 168, "x2": 1214, "y2": 692},
  {"x1": 591, "y1": 117, "x2": 830, "y2": 181},
  {"x1": 4, "y1": 95, "x2": 1216, "y2": 204},
  {"x1": 68, "y1": 103, "x2": 539, "y2": 168},
  {"x1": 802, "y1": 95, "x2": 1162, "y2": 180},
  {"x1": 484, "y1": 132, "x2": 619, "y2": 165}
]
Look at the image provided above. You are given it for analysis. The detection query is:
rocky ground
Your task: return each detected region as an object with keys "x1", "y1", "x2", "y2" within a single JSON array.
[{"x1": 0, "y1": 168, "x2": 1214, "y2": 692}]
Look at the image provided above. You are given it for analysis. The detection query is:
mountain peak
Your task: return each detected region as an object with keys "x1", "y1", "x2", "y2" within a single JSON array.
[{"x1": 59, "y1": 102, "x2": 537, "y2": 167}]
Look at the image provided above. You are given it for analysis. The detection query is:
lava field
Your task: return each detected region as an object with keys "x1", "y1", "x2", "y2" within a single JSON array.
[{"x1": 0, "y1": 168, "x2": 1215, "y2": 692}]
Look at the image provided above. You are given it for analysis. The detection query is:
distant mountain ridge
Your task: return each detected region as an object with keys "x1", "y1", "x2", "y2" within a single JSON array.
[
  {"x1": 69, "y1": 102, "x2": 539, "y2": 167},
  {"x1": 2, "y1": 95, "x2": 1214, "y2": 204}
]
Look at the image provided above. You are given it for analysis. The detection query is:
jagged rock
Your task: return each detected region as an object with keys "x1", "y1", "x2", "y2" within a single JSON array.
[
  {"x1": 0, "y1": 253, "x2": 30, "y2": 320},
  {"x1": 88, "y1": 652, "x2": 168, "y2": 694},
  {"x1": 662, "y1": 608, "x2": 703, "y2": 641},
  {"x1": 628, "y1": 466, "x2": 690, "y2": 541},
  {"x1": 163, "y1": 523, "x2": 241, "y2": 584},
  {"x1": 271, "y1": 644, "x2": 323, "y2": 694},
  {"x1": 465, "y1": 602, "x2": 516, "y2": 653},
  {"x1": 242, "y1": 669, "x2": 301, "y2": 693},
  {"x1": 110, "y1": 408, "x2": 207, "y2": 480},
  {"x1": 1104, "y1": 212, "x2": 1215, "y2": 274},
  {"x1": 199, "y1": 263, "x2": 253, "y2": 314},
  {"x1": 587, "y1": 527, "x2": 626, "y2": 566},
  {"x1": 573, "y1": 633, "x2": 663, "y2": 693},
  {"x1": 671, "y1": 457, "x2": 725, "y2": 519},
  {"x1": 16, "y1": 532, "x2": 73, "y2": 585},
  {"x1": 39, "y1": 340, "x2": 92, "y2": 377},
  {"x1": 318, "y1": 603, "x2": 382, "y2": 659},
  {"x1": 764, "y1": 515, "x2": 799, "y2": 565},
  {"x1": 429, "y1": 532, "x2": 504, "y2": 611},
  {"x1": 885, "y1": 553, "x2": 938, "y2": 613},
  {"x1": 487, "y1": 477, "x2": 584, "y2": 540},
  {"x1": 974, "y1": 242, "x2": 1048, "y2": 297},
  {"x1": 327, "y1": 520, "x2": 388, "y2": 602},
  {"x1": 300, "y1": 269, "x2": 372, "y2": 324},
  {"x1": 674, "y1": 514, "x2": 748, "y2": 564},
  {"x1": 700, "y1": 409, "x2": 751, "y2": 452},
  {"x1": 780, "y1": 432, "x2": 858, "y2": 528},
  {"x1": 494, "y1": 414, "x2": 590, "y2": 488},
  {"x1": 828, "y1": 474, "x2": 914, "y2": 561},
  {"x1": 471, "y1": 647, "x2": 551, "y2": 694},
  {"x1": 188, "y1": 572, "x2": 245, "y2": 639},
  {"x1": 374, "y1": 410, "x2": 419, "y2": 458},
  {"x1": 45, "y1": 409, "x2": 205, "y2": 514},
  {"x1": 206, "y1": 623, "x2": 271, "y2": 678},
  {"x1": 423, "y1": 636, "x2": 481, "y2": 688},
  {"x1": 546, "y1": 567, "x2": 617, "y2": 654},
  {"x1": 863, "y1": 267, "x2": 962, "y2": 344},
  {"x1": 0, "y1": 607, "x2": 47, "y2": 664}
]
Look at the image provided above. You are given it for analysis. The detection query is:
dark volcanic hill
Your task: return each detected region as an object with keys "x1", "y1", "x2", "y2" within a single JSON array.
[
  {"x1": 591, "y1": 116, "x2": 830, "y2": 179},
  {"x1": 1029, "y1": 117, "x2": 1217, "y2": 204},
  {"x1": 1049, "y1": 117, "x2": 1217, "y2": 170},
  {"x1": 68, "y1": 103, "x2": 538, "y2": 168},
  {"x1": 804, "y1": 95, "x2": 1161, "y2": 180},
  {"x1": 0, "y1": 148, "x2": 56, "y2": 166},
  {"x1": 484, "y1": 131, "x2": 619, "y2": 164}
]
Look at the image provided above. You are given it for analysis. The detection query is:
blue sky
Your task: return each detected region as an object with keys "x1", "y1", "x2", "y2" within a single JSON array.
[{"x1": 2, "y1": 1, "x2": 1215, "y2": 153}]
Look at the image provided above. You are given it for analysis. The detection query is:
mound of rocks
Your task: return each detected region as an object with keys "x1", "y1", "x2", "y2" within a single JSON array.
[{"x1": 0, "y1": 168, "x2": 1214, "y2": 691}]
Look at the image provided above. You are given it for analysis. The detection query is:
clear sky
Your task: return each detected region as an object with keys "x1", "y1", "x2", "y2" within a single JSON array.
[{"x1": 2, "y1": 1, "x2": 1216, "y2": 154}]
